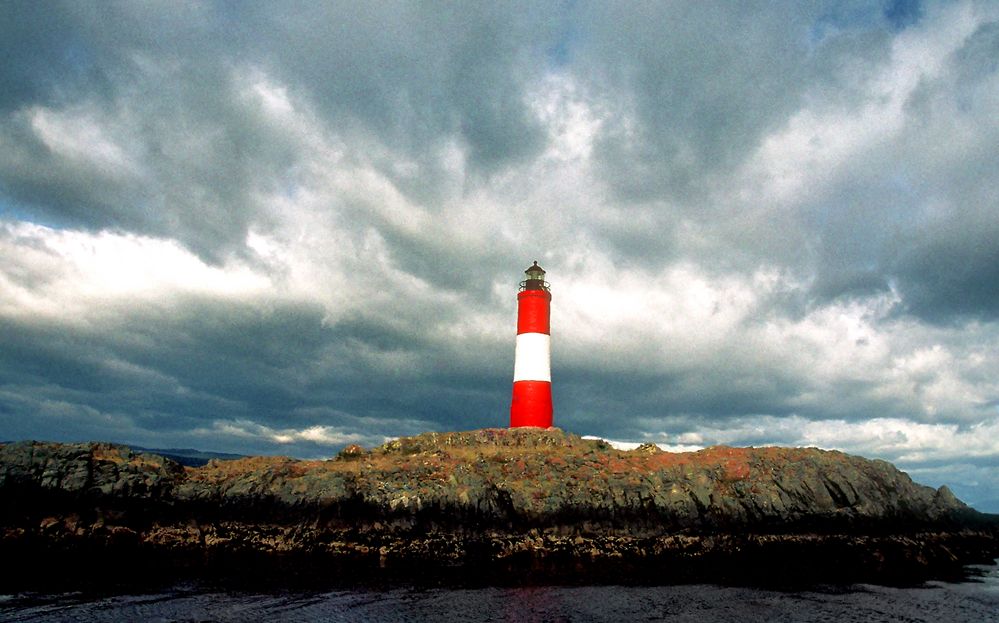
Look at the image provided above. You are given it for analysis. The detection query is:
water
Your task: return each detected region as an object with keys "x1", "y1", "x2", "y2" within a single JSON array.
[{"x1": 2, "y1": 563, "x2": 997, "y2": 622}]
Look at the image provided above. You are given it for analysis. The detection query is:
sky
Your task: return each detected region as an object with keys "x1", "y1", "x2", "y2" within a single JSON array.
[{"x1": 1, "y1": 0, "x2": 998, "y2": 512}]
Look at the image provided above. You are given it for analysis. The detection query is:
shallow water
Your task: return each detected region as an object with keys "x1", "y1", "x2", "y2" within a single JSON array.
[{"x1": 2, "y1": 562, "x2": 997, "y2": 622}]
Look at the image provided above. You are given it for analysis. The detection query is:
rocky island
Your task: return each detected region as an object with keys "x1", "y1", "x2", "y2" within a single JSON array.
[{"x1": 2, "y1": 428, "x2": 997, "y2": 588}]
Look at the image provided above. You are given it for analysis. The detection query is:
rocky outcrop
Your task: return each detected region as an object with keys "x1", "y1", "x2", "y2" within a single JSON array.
[{"x1": 1, "y1": 429, "x2": 997, "y2": 587}]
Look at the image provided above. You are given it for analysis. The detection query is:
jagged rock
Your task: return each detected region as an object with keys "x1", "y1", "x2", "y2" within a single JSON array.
[
  {"x1": 337, "y1": 444, "x2": 367, "y2": 460},
  {"x1": 0, "y1": 441, "x2": 184, "y2": 499},
  {"x1": 0, "y1": 432, "x2": 996, "y2": 585},
  {"x1": 633, "y1": 443, "x2": 663, "y2": 455}
]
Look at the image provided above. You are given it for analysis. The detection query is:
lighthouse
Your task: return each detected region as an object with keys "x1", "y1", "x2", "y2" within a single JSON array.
[{"x1": 510, "y1": 261, "x2": 553, "y2": 428}]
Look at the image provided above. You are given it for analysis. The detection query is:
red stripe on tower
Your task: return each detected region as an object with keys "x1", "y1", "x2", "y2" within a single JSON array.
[{"x1": 510, "y1": 261, "x2": 553, "y2": 428}]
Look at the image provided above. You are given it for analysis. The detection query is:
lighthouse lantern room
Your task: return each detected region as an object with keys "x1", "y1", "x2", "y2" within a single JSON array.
[
  {"x1": 522, "y1": 261, "x2": 548, "y2": 291},
  {"x1": 510, "y1": 261, "x2": 553, "y2": 428}
]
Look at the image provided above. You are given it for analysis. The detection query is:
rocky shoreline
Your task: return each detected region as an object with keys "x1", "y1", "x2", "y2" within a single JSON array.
[{"x1": 2, "y1": 429, "x2": 997, "y2": 588}]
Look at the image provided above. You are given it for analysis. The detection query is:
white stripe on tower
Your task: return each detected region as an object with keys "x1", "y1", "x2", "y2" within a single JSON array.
[{"x1": 513, "y1": 333, "x2": 551, "y2": 382}]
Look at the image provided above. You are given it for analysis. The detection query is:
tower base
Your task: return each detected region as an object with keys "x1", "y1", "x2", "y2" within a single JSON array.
[{"x1": 510, "y1": 380, "x2": 553, "y2": 428}]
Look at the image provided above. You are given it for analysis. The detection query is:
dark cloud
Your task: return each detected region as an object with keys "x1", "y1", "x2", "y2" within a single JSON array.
[
  {"x1": 576, "y1": 2, "x2": 882, "y2": 202},
  {"x1": 0, "y1": 2, "x2": 93, "y2": 112},
  {"x1": 884, "y1": 0, "x2": 924, "y2": 31},
  {"x1": 0, "y1": 281, "x2": 514, "y2": 454},
  {"x1": 0, "y1": 2, "x2": 561, "y2": 261},
  {"x1": 892, "y1": 218, "x2": 999, "y2": 323}
]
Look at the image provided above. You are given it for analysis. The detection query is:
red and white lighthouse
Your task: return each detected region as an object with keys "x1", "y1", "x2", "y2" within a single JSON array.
[{"x1": 510, "y1": 261, "x2": 553, "y2": 428}]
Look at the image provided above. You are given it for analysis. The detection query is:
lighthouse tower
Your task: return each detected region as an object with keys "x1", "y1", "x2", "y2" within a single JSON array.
[{"x1": 510, "y1": 261, "x2": 553, "y2": 428}]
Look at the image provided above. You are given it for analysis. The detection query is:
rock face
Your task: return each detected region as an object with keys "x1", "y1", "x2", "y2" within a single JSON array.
[{"x1": 2, "y1": 429, "x2": 997, "y2": 587}]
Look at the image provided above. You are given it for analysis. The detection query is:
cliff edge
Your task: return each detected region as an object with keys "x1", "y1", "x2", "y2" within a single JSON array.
[{"x1": 2, "y1": 429, "x2": 997, "y2": 587}]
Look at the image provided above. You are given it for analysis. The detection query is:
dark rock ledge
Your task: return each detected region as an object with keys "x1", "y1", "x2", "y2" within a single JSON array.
[{"x1": 2, "y1": 429, "x2": 997, "y2": 588}]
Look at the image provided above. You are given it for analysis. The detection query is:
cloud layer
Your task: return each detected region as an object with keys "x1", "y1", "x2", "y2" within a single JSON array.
[{"x1": 1, "y1": 1, "x2": 998, "y2": 510}]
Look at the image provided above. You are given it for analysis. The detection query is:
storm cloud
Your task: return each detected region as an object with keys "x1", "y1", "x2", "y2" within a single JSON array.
[{"x1": 1, "y1": 0, "x2": 998, "y2": 511}]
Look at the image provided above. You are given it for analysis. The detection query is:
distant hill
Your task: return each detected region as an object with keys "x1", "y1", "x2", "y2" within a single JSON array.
[{"x1": 127, "y1": 445, "x2": 244, "y2": 467}]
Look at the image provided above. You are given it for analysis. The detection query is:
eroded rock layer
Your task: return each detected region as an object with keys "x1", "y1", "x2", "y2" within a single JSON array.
[{"x1": 1, "y1": 429, "x2": 996, "y2": 586}]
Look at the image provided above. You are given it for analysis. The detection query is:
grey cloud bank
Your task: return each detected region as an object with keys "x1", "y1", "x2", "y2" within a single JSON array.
[{"x1": 1, "y1": 0, "x2": 998, "y2": 511}]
